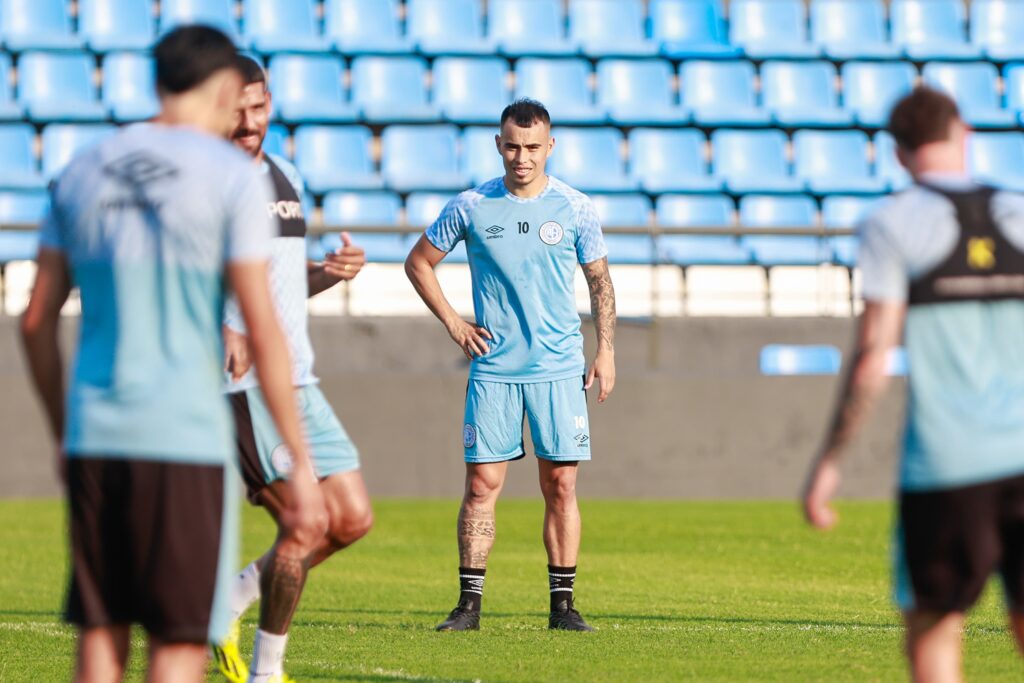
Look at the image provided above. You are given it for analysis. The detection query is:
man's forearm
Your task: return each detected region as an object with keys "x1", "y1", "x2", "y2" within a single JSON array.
[
  {"x1": 306, "y1": 263, "x2": 339, "y2": 298},
  {"x1": 583, "y1": 259, "x2": 616, "y2": 352},
  {"x1": 405, "y1": 259, "x2": 460, "y2": 329},
  {"x1": 820, "y1": 349, "x2": 890, "y2": 458},
  {"x1": 22, "y1": 326, "x2": 64, "y2": 441}
]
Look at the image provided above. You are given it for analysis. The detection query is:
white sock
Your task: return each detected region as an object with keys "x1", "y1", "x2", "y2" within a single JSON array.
[
  {"x1": 230, "y1": 561, "x2": 262, "y2": 622},
  {"x1": 250, "y1": 629, "x2": 288, "y2": 676}
]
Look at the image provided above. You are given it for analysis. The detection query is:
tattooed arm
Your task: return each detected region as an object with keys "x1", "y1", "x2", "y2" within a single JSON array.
[
  {"x1": 803, "y1": 300, "x2": 906, "y2": 529},
  {"x1": 582, "y1": 257, "x2": 616, "y2": 403}
]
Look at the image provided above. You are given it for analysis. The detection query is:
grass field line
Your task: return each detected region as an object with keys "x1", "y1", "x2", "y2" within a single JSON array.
[{"x1": 0, "y1": 621, "x2": 72, "y2": 639}]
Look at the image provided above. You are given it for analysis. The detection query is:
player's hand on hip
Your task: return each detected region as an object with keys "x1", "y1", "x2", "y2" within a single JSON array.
[
  {"x1": 223, "y1": 326, "x2": 252, "y2": 381},
  {"x1": 282, "y1": 460, "x2": 328, "y2": 549},
  {"x1": 585, "y1": 349, "x2": 616, "y2": 403},
  {"x1": 446, "y1": 319, "x2": 492, "y2": 360},
  {"x1": 802, "y1": 455, "x2": 841, "y2": 530},
  {"x1": 323, "y1": 232, "x2": 366, "y2": 281}
]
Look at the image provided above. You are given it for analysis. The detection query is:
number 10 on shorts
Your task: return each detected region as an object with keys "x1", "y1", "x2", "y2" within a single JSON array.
[{"x1": 574, "y1": 415, "x2": 586, "y2": 430}]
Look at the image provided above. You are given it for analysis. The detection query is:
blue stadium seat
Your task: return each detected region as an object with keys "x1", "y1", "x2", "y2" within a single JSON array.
[
  {"x1": 922, "y1": 62, "x2": 1016, "y2": 128},
  {"x1": 325, "y1": 0, "x2": 410, "y2": 55},
  {"x1": 268, "y1": 55, "x2": 357, "y2": 123},
  {"x1": 628, "y1": 128, "x2": 720, "y2": 193},
  {"x1": 381, "y1": 125, "x2": 468, "y2": 193},
  {"x1": 322, "y1": 191, "x2": 402, "y2": 234},
  {"x1": 831, "y1": 235, "x2": 859, "y2": 267},
  {"x1": 821, "y1": 195, "x2": 882, "y2": 228},
  {"x1": 80, "y1": 0, "x2": 154, "y2": 52},
  {"x1": 18, "y1": 52, "x2": 107, "y2": 122},
  {"x1": 729, "y1": 0, "x2": 819, "y2": 59},
  {"x1": 760, "y1": 344, "x2": 841, "y2": 375},
  {"x1": 547, "y1": 127, "x2": 636, "y2": 192},
  {"x1": 794, "y1": 130, "x2": 887, "y2": 195},
  {"x1": 711, "y1": 129, "x2": 801, "y2": 194},
  {"x1": 294, "y1": 126, "x2": 382, "y2": 193},
  {"x1": 41, "y1": 124, "x2": 116, "y2": 179},
  {"x1": 653, "y1": 0, "x2": 741, "y2": 59},
  {"x1": 1005, "y1": 64, "x2": 1024, "y2": 124},
  {"x1": 102, "y1": 53, "x2": 159, "y2": 122},
  {"x1": 159, "y1": 0, "x2": 238, "y2": 39},
  {"x1": 433, "y1": 57, "x2": 510, "y2": 125},
  {"x1": 874, "y1": 132, "x2": 912, "y2": 191},
  {"x1": 656, "y1": 194, "x2": 750, "y2": 266},
  {"x1": 591, "y1": 194, "x2": 651, "y2": 228},
  {"x1": 597, "y1": 59, "x2": 688, "y2": 126},
  {"x1": 604, "y1": 234, "x2": 658, "y2": 264},
  {"x1": 0, "y1": 0, "x2": 81, "y2": 51},
  {"x1": 0, "y1": 190, "x2": 48, "y2": 225},
  {"x1": 461, "y1": 127, "x2": 504, "y2": 186},
  {"x1": 0, "y1": 124, "x2": 43, "y2": 189},
  {"x1": 0, "y1": 54, "x2": 22, "y2": 120},
  {"x1": 515, "y1": 58, "x2": 605, "y2": 125},
  {"x1": 407, "y1": 0, "x2": 492, "y2": 56},
  {"x1": 568, "y1": 0, "x2": 658, "y2": 58},
  {"x1": 679, "y1": 61, "x2": 771, "y2": 127},
  {"x1": 322, "y1": 226, "x2": 408, "y2": 264},
  {"x1": 739, "y1": 195, "x2": 827, "y2": 266},
  {"x1": 891, "y1": 0, "x2": 980, "y2": 60},
  {"x1": 841, "y1": 61, "x2": 917, "y2": 128},
  {"x1": 242, "y1": 0, "x2": 326, "y2": 53},
  {"x1": 810, "y1": 0, "x2": 900, "y2": 60},
  {"x1": 972, "y1": 0, "x2": 1024, "y2": 61},
  {"x1": 968, "y1": 132, "x2": 1024, "y2": 191},
  {"x1": 263, "y1": 124, "x2": 289, "y2": 159},
  {"x1": 351, "y1": 56, "x2": 439, "y2": 122},
  {"x1": 761, "y1": 61, "x2": 853, "y2": 128},
  {"x1": 405, "y1": 192, "x2": 468, "y2": 263},
  {"x1": 488, "y1": 0, "x2": 575, "y2": 57},
  {"x1": 0, "y1": 230, "x2": 39, "y2": 264}
]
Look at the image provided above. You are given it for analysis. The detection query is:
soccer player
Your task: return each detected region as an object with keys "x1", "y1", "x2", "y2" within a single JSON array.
[
  {"x1": 209, "y1": 56, "x2": 373, "y2": 683},
  {"x1": 20, "y1": 26, "x2": 324, "y2": 683},
  {"x1": 803, "y1": 86, "x2": 1024, "y2": 682},
  {"x1": 405, "y1": 99, "x2": 616, "y2": 632}
]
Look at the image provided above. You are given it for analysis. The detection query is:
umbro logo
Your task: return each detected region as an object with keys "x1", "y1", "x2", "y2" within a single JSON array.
[
  {"x1": 102, "y1": 151, "x2": 179, "y2": 186},
  {"x1": 574, "y1": 434, "x2": 590, "y2": 447},
  {"x1": 485, "y1": 224, "x2": 505, "y2": 240}
]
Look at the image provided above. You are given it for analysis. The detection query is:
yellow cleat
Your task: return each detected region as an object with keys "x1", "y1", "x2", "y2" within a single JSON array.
[{"x1": 210, "y1": 620, "x2": 249, "y2": 683}]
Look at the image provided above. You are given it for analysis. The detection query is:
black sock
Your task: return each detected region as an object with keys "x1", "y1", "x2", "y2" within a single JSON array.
[
  {"x1": 548, "y1": 565, "x2": 576, "y2": 610},
  {"x1": 458, "y1": 567, "x2": 485, "y2": 611}
]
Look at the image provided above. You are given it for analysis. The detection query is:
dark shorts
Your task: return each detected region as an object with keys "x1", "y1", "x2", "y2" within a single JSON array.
[
  {"x1": 65, "y1": 457, "x2": 225, "y2": 644},
  {"x1": 895, "y1": 472, "x2": 1024, "y2": 614}
]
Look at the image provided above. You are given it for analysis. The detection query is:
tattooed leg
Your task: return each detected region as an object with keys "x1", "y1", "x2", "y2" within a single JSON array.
[
  {"x1": 259, "y1": 548, "x2": 311, "y2": 634},
  {"x1": 458, "y1": 462, "x2": 508, "y2": 568}
]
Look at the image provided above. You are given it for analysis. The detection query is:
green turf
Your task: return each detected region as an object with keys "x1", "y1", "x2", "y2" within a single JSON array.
[{"x1": 0, "y1": 499, "x2": 1021, "y2": 682}]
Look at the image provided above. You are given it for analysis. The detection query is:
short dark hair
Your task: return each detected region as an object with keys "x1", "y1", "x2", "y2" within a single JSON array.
[
  {"x1": 500, "y1": 98, "x2": 551, "y2": 128},
  {"x1": 886, "y1": 86, "x2": 962, "y2": 152},
  {"x1": 235, "y1": 54, "x2": 267, "y2": 89},
  {"x1": 154, "y1": 25, "x2": 240, "y2": 95}
]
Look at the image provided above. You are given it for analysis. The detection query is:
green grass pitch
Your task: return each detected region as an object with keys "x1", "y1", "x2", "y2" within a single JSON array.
[{"x1": 1, "y1": 499, "x2": 1021, "y2": 682}]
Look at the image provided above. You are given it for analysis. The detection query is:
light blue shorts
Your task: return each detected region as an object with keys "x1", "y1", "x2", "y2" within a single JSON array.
[
  {"x1": 232, "y1": 384, "x2": 360, "y2": 498},
  {"x1": 463, "y1": 376, "x2": 591, "y2": 463}
]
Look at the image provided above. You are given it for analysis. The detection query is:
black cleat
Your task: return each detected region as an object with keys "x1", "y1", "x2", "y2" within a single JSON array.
[
  {"x1": 548, "y1": 598, "x2": 595, "y2": 631},
  {"x1": 435, "y1": 599, "x2": 480, "y2": 631}
]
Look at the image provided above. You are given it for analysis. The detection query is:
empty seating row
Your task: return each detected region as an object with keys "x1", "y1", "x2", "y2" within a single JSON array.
[
  {"x1": 5, "y1": 0, "x2": 1024, "y2": 63},
  {"x1": 6, "y1": 51, "x2": 1024, "y2": 131}
]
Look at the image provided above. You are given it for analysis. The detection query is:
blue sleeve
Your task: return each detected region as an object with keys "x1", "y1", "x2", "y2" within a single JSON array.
[
  {"x1": 225, "y1": 163, "x2": 275, "y2": 264},
  {"x1": 575, "y1": 195, "x2": 608, "y2": 264},
  {"x1": 37, "y1": 181, "x2": 63, "y2": 251},
  {"x1": 858, "y1": 214, "x2": 908, "y2": 303},
  {"x1": 425, "y1": 195, "x2": 470, "y2": 253}
]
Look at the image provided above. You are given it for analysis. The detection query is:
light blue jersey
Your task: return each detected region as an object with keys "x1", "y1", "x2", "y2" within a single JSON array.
[
  {"x1": 426, "y1": 176, "x2": 608, "y2": 383},
  {"x1": 859, "y1": 174, "x2": 1024, "y2": 491},
  {"x1": 39, "y1": 123, "x2": 275, "y2": 465}
]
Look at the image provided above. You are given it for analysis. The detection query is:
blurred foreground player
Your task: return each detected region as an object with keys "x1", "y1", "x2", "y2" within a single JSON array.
[
  {"x1": 804, "y1": 87, "x2": 1024, "y2": 682},
  {"x1": 406, "y1": 99, "x2": 616, "y2": 632},
  {"x1": 20, "y1": 26, "x2": 323, "y2": 683},
  {"x1": 210, "y1": 56, "x2": 373, "y2": 683}
]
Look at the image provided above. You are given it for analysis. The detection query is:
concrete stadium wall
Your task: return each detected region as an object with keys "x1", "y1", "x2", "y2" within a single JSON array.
[{"x1": 0, "y1": 317, "x2": 904, "y2": 499}]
